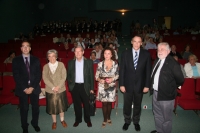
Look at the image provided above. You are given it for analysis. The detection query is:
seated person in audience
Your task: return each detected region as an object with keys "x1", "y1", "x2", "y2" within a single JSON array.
[
  {"x1": 173, "y1": 30, "x2": 179, "y2": 35},
  {"x1": 145, "y1": 37, "x2": 157, "y2": 50},
  {"x1": 4, "y1": 51, "x2": 16, "y2": 63},
  {"x1": 95, "y1": 34, "x2": 100, "y2": 43},
  {"x1": 182, "y1": 45, "x2": 192, "y2": 60},
  {"x1": 191, "y1": 29, "x2": 199, "y2": 35},
  {"x1": 66, "y1": 34, "x2": 71, "y2": 43},
  {"x1": 87, "y1": 38, "x2": 95, "y2": 48},
  {"x1": 64, "y1": 43, "x2": 71, "y2": 53},
  {"x1": 163, "y1": 30, "x2": 170, "y2": 36},
  {"x1": 71, "y1": 42, "x2": 78, "y2": 52},
  {"x1": 99, "y1": 43, "x2": 104, "y2": 51},
  {"x1": 170, "y1": 45, "x2": 182, "y2": 59},
  {"x1": 173, "y1": 56, "x2": 186, "y2": 78},
  {"x1": 77, "y1": 38, "x2": 85, "y2": 49},
  {"x1": 154, "y1": 33, "x2": 160, "y2": 43},
  {"x1": 142, "y1": 35, "x2": 149, "y2": 48},
  {"x1": 58, "y1": 34, "x2": 65, "y2": 43},
  {"x1": 159, "y1": 37, "x2": 163, "y2": 43},
  {"x1": 92, "y1": 44, "x2": 102, "y2": 59},
  {"x1": 85, "y1": 33, "x2": 90, "y2": 41},
  {"x1": 84, "y1": 38, "x2": 90, "y2": 47},
  {"x1": 108, "y1": 43, "x2": 118, "y2": 60},
  {"x1": 90, "y1": 52, "x2": 100, "y2": 64},
  {"x1": 71, "y1": 37, "x2": 75, "y2": 44},
  {"x1": 184, "y1": 54, "x2": 200, "y2": 78},
  {"x1": 75, "y1": 34, "x2": 81, "y2": 42}
]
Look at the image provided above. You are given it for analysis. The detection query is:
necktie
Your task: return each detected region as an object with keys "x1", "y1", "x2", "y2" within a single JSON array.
[
  {"x1": 25, "y1": 57, "x2": 31, "y2": 83},
  {"x1": 134, "y1": 51, "x2": 138, "y2": 69},
  {"x1": 151, "y1": 60, "x2": 161, "y2": 86}
]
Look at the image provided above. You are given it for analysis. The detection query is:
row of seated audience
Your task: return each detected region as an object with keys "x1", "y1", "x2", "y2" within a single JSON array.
[{"x1": 14, "y1": 18, "x2": 122, "y2": 41}]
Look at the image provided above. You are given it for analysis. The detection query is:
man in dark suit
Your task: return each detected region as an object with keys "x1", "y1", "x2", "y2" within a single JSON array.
[
  {"x1": 67, "y1": 46, "x2": 94, "y2": 127},
  {"x1": 150, "y1": 42, "x2": 184, "y2": 133},
  {"x1": 12, "y1": 41, "x2": 41, "y2": 133},
  {"x1": 119, "y1": 35, "x2": 151, "y2": 131},
  {"x1": 169, "y1": 45, "x2": 182, "y2": 59}
]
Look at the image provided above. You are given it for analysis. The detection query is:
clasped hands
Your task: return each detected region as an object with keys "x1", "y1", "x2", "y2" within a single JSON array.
[
  {"x1": 53, "y1": 86, "x2": 60, "y2": 93},
  {"x1": 24, "y1": 87, "x2": 34, "y2": 94},
  {"x1": 98, "y1": 78, "x2": 113, "y2": 84}
]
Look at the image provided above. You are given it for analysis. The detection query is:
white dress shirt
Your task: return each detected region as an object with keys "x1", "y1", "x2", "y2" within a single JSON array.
[
  {"x1": 152, "y1": 58, "x2": 165, "y2": 91},
  {"x1": 48, "y1": 61, "x2": 58, "y2": 74},
  {"x1": 75, "y1": 57, "x2": 84, "y2": 83}
]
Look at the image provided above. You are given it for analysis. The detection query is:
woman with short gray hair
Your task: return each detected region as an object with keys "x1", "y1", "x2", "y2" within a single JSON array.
[{"x1": 42, "y1": 49, "x2": 69, "y2": 130}]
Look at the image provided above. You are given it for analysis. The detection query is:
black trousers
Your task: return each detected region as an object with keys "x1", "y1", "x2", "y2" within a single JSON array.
[
  {"x1": 19, "y1": 93, "x2": 39, "y2": 130},
  {"x1": 123, "y1": 91, "x2": 143, "y2": 124},
  {"x1": 71, "y1": 83, "x2": 90, "y2": 123}
]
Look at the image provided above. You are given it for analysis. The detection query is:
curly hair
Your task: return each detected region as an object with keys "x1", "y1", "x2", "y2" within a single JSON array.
[{"x1": 101, "y1": 47, "x2": 116, "y2": 61}]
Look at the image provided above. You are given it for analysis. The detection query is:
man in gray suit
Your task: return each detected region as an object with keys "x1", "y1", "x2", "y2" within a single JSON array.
[{"x1": 150, "y1": 42, "x2": 184, "y2": 133}]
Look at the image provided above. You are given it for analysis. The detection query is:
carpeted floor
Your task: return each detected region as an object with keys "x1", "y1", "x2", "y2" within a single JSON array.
[{"x1": 0, "y1": 36, "x2": 200, "y2": 133}]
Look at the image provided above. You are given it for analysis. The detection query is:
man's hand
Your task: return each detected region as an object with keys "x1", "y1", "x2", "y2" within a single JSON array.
[
  {"x1": 120, "y1": 86, "x2": 126, "y2": 93},
  {"x1": 143, "y1": 87, "x2": 149, "y2": 93},
  {"x1": 90, "y1": 90, "x2": 94, "y2": 93}
]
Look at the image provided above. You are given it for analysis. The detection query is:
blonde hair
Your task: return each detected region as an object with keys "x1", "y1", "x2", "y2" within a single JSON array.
[{"x1": 188, "y1": 54, "x2": 198, "y2": 62}]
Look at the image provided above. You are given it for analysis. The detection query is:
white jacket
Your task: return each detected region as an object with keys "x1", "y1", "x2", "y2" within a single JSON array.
[{"x1": 184, "y1": 62, "x2": 200, "y2": 78}]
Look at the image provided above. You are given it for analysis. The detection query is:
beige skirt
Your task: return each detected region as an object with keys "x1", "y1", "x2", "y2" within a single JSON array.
[{"x1": 46, "y1": 91, "x2": 69, "y2": 115}]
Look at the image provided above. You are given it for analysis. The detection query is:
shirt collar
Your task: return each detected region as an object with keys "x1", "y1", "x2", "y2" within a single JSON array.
[
  {"x1": 22, "y1": 54, "x2": 30, "y2": 60},
  {"x1": 76, "y1": 56, "x2": 84, "y2": 62}
]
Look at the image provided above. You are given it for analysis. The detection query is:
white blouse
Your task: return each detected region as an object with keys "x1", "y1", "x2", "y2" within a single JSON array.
[{"x1": 48, "y1": 61, "x2": 58, "y2": 74}]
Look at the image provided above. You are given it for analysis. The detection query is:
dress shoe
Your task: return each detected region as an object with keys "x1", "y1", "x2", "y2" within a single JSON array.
[
  {"x1": 23, "y1": 129, "x2": 28, "y2": 133},
  {"x1": 61, "y1": 121, "x2": 67, "y2": 128},
  {"x1": 122, "y1": 123, "x2": 130, "y2": 131},
  {"x1": 150, "y1": 130, "x2": 158, "y2": 133},
  {"x1": 134, "y1": 124, "x2": 141, "y2": 131},
  {"x1": 33, "y1": 126, "x2": 40, "y2": 132},
  {"x1": 52, "y1": 122, "x2": 57, "y2": 130},
  {"x1": 73, "y1": 122, "x2": 79, "y2": 127},
  {"x1": 87, "y1": 122, "x2": 92, "y2": 127}
]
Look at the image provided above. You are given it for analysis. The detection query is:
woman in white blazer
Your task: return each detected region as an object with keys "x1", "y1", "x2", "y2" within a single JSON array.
[{"x1": 184, "y1": 54, "x2": 200, "y2": 78}]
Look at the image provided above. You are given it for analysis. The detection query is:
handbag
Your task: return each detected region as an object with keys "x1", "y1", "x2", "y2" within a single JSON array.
[{"x1": 89, "y1": 93, "x2": 96, "y2": 116}]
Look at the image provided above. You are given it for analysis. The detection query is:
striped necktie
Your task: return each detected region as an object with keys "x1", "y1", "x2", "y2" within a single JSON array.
[{"x1": 134, "y1": 51, "x2": 138, "y2": 69}]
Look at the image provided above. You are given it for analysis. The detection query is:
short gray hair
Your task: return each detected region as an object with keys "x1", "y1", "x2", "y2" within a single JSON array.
[
  {"x1": 157, "y1": 42, "x2": 171, "y2": 51},
  {"x1": 74, "y1": 45, "x2": 84, "y2": 52},
  {"x1": 47, "y1": 49, "x2": 58, "y2": 58}
]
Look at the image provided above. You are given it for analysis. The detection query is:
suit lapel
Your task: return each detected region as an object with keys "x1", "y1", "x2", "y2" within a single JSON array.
[
  {"x1": 136, "y1": 49, "x2": 143, "y2": 70},
  {"x1": 83, "y1": 58, "x2": 87, "y2": 77},
  {"x1": 129, "y1": 49, "x2": 135, "y2": 70},
  {"x1": 72, "y1": 59, "x2": 75, "y2": 80}
]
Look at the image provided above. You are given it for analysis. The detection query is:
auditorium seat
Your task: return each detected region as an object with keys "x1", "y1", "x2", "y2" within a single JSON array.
[
  {"x1": 5, "y1": 63, "x2": 12, "y2": 72},
  {"x1": 175, "y1": 78, "x2": 200, "y2": 115},
  {"x1": 0, "y1": 74, "x2": 15, "y2": 104}
]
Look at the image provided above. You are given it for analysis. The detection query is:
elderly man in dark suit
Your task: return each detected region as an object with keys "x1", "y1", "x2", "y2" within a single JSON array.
[
  {"x1": 67, "y1": 46, "x2": 94, "y2": 127},
  {"x1": 119, "y1": 35, "x2": 151, "y2": 131},
  {"x1": 12, "y1": 41, "x2": 41, "y2": 133},
  {"x1": 150, "y1": 42, "x2": 184, "y2": 133}
]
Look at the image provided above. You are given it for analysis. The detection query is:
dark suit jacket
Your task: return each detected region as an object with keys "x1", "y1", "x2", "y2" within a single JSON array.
[
  {"x1": 12, "y1": 55, "x2": 41, "y2": 97},
  {"x1": 169, "y1": 51, "x2": 182, "y2": 59},
  {"x1": 119, "y1": 48, "x2": 151, "y2": 93},
  {"x1": 150, "y1": 55, "x2": 184, "y2": 101},
  {"x1": 67, "y1": 58, "x2": 94, "y2": 96}
]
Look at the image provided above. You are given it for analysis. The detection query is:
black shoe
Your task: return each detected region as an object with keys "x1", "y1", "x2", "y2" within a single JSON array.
[
  {"x1": 33, "y1": 126, "x2": 40, "y2": 132},
  {"x1": 73, "y1": 122, "x2": 79, "y2": 127},
  {"x1": 134, "y1": 124, "x2": 141, "y2": 131},
  {"x1": 87, "y1": 122, "x2": 92, "y2": 127},
  {"x1": 122, "y1": 123, "x2": 130, "y2": 131},
  {"x1": 150, "y1": 130, "x2": 158, "y2": 133},
  {"x1": 23, "y1": 129, "x2": 28, "y2": 133}
]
